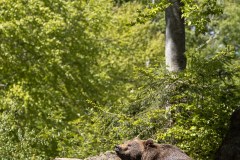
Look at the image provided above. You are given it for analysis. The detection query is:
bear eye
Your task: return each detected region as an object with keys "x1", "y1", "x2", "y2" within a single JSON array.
[{"x1": 127, "y1": 144, "x2": 132, "y2": 147}]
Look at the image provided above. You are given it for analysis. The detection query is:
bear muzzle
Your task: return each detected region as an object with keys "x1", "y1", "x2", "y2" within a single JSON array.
[{"x1": 115, "y1": 145, "x2": 121, "y2": 153}]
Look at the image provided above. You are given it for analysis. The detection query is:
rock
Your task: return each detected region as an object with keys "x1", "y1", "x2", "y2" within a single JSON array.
[{"x1": 54, "y1": 151, "x2": 120, "y2": 160}]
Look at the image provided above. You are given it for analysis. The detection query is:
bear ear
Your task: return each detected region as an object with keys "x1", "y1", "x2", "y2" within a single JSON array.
[{"x1": 145, "y1": 139, "x2": 154, "y2": 147}]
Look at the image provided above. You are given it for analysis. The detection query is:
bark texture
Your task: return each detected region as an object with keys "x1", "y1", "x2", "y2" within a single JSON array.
[
  {"x1": 165, "y1": 0, "x2": 186, "y2": 72},
  {"x1": 215, "y1": 107, "x2": 240, "y2": 160}
]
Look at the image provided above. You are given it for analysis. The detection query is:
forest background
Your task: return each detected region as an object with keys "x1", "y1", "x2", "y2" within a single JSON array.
[{"x1": 0, "y1": 0, "x2": 239, "y2": 159}]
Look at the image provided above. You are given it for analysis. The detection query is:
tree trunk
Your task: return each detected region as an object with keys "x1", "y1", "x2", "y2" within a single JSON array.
[
  {"x1": 165, "y1": 0, "x2": 186, "y2": 72},
  {"x1": 215, "y1": 107, "x2": 240, "y2": 160}
]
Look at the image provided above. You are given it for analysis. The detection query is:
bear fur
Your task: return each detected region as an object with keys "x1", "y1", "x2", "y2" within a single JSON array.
[
  {"x1": 115, "y1": 138, "x2": 192, "y2": 160},
  {"x1": 215, "y1": 107, "x2": 240, "y2": 160}
]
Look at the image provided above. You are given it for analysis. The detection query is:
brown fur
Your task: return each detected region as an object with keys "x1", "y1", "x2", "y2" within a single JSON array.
[{"x1": 115, "y1": 138, "x2": 192, "y2": 160}]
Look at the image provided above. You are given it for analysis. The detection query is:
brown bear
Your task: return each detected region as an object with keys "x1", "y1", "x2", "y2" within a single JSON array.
[{"x1": 115, "y1": 138, "x2": 192, "y2": 160}]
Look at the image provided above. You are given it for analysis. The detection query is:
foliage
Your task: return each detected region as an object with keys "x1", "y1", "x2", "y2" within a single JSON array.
[
  {"x1": 0, "y1": 0, "x2": 105, "y2": 158},
  {"x1": 181, "y1": 0, "x2": 223, "y2": 34},
  {"x1": 76, "y1": 45, "x2": 240, "y2": 160},
  {"x1": 123, "y1": 46, "x2": 240, "y2": 160},
  {"x1": 0, "y1": 0, "x2": 239, "y2": 159},
  {"x1": 130, "y1": 0, "x2": 223, "y2": 35},
  {"x1": 0, "y1": 0, "x2": 164, "y2": 159},
  {"x1": 124, "y1": 2, "x2": 240, "y2": 159}
]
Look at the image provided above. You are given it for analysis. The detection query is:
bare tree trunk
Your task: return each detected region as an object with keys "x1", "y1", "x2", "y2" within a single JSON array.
[
  {"x1": 165, "y1": 0, "x2": 186, "y2": 72},
  {"x1": 215, "y1": 107, "x2": 240, "y2": 160}
]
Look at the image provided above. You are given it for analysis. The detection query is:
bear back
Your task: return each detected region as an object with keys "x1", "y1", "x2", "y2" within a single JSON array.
[{"x1": 115, "y1": 138, "x2": 192, "y2": 160}]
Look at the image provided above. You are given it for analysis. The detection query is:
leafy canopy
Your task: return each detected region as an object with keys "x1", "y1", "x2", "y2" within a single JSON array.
[{"x1": 0, "y1": 0, "x2": 239, "y2": 160}]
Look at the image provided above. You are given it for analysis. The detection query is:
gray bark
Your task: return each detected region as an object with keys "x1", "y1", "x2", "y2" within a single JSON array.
[
  {"x1": 215, "y1": 107, "x2": 240, "y2": 160},
  {"x1": 165, "y1": 0, "x2": 186, "y2": 72}
]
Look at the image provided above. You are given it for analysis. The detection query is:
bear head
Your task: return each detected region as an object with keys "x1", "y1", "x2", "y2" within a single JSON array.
[{"x1": 115, "y1": 138, "x2": 154, "y2": 160}]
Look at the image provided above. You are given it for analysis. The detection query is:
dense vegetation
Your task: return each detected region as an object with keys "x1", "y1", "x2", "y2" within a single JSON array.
[{"x1": 0, "y1": 0, "x2": 239, "y2": 159}]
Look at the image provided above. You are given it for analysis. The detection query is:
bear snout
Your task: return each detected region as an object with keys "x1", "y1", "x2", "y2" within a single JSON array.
[{"x1": 115, "y1": 145, "x2": 121, "y2": 152}]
